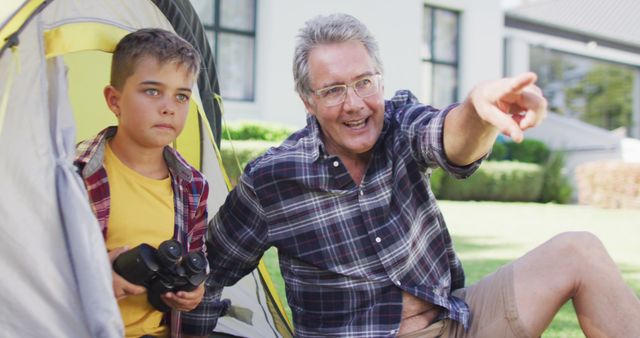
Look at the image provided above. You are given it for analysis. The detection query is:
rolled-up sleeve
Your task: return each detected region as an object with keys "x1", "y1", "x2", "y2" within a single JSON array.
[{"x1": 390, "y1": 90, "x2": 485, "y2": 179}]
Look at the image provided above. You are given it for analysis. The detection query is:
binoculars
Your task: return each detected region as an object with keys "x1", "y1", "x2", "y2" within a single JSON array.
[{"x1": 113, "y1": 239, "x2": 207, "y2": 312}]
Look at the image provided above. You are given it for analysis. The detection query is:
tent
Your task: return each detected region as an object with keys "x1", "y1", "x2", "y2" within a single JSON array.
[{"x1": 0, "y1": 1, "x2": 292, "y2": 337}]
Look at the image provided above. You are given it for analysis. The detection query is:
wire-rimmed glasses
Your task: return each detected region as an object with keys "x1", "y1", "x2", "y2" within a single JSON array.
[{"x1": 312, "y1": 74, "x2": 382, "y2": 107}]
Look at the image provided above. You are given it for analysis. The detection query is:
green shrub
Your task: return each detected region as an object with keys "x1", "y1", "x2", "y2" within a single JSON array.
[
  {"x1": 539, "y1": 152, "x2": 573, "y2": 204},
  {"x1": 488, "y1": 139, "x2": 551, "y2": 164},
  {"x1": 437, "y1": 161, "x2": 544, "y2": 202},
  {"x1": 506, "y1": 139, "x2": 550, "y2": 164},
  {"x1": 222, "y1": 120, "x2": 296, "y2": 141},
  {"x1": 486, "y1": 140, "x2": 571, "y2": 203},
  {"x1": 488, "y1": 141, "x2": 508, "y2": 161},
  {"x1": 218, "y1": 125, "x2": 562, "y2": 204},
  {"x1": 220, "y1": 139, "x2": 280, "y2": 186},
  {"x1": 429, "y1": 168, "x2": 445, "y2": 196},
  {"x1": 219, "y1": 121, "x2": 295, "y2": 186}
]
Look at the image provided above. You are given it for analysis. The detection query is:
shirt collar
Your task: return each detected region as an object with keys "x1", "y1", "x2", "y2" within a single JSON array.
[
  {"x1": 79, "y1": 126, "x2": 117, "y2": 178},
  {"x1": 305, "y1": 114, "x2": 326, "y2": 162},
  {"x1": 80, "y1": 126, "x2": 193, "y2": 182},
  {"x1": 163, "y1": 147, "x2": 193, "y2": 181}
]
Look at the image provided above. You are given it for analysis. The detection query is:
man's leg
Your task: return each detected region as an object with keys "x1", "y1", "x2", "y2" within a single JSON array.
[{"x1": 513, "y1": 231, "x2": 640, "y2": 337}]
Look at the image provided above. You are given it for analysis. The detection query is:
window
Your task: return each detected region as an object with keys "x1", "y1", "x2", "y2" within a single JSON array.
[
  {"x1": 191, "y1": 0, "x2": 256, "y2": 101},
  {"x1": 530, "y1": 46, "x2": 636, "y2": 133},
  {"x1": 421, "y1": 5, "x2": 459, "y2": 108}
]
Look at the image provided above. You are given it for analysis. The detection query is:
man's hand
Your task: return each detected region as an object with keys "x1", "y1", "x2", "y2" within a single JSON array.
[
  {"x1": 468, "y1": 72, "x2": 547, "y2": 143},
  {"x1": 108, "y1": 247, "x2": 146, "y2": 300},
  {"x1": 444, "y1": 72, "x2": 548, "y2": 166},
  {"x1": 160, "y1": 283, "x2": 205, "y2": 312}
]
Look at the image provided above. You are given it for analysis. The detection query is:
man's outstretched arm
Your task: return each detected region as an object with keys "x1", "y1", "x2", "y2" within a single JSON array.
[{"x1": 443, "y1": 72, "x2": 547, "y2": 166}]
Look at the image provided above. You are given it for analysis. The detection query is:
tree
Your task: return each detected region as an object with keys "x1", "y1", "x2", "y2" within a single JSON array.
[{"x1": 565, "y1": 63, "x2": 633, "y2": 131}]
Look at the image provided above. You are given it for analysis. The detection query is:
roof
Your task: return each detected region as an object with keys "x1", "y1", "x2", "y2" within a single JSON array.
[{"x1": 505, "y1": 0, "x2": 640, "y2": 49}]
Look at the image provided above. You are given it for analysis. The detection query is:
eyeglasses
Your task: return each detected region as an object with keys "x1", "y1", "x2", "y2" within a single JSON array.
[{"x1": 312, "y1": 74, "x2": 382, "y2": 107}]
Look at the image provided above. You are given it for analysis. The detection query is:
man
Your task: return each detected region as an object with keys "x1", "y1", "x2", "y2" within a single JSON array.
[{"x1": 207, "y1": 13, "x2": 640, "y2": 337}]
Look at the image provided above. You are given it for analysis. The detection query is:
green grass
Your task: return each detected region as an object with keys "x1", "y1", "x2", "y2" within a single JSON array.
[
  {"x1": 263, "y1": 201, "x2": 640, "y2": 336},
  {"x1": 263, "y1": 247, "x2": 291, "y2": 320}
]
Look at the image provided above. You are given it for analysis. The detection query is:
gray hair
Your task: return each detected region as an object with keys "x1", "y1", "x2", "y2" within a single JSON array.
[{"x1": 293, "y1": 13, "x2": 384, "y2": 98}]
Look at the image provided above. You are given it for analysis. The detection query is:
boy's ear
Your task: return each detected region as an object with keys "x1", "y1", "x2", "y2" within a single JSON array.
[{"x1": 103, "y1": 85, "x2": 121, "y2": 117}]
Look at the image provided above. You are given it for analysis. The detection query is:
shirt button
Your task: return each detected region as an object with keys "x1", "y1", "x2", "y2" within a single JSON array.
[
  {"x1": 359, "y1": 190, "x2": 364, "y2": 196},
  {"x1": 332, "y1": 160, "x2": 339, "y2": 167},
  {"x1": 396, "y1": 280, "x2": 402, "y2": 286},
  {"x1": 375, "y1": 237, "x2": 381, "y2": 243}
]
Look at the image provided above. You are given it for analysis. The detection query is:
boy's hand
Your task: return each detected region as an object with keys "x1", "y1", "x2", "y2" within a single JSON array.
[
  {"x1": 108, "y1": 247, "x2": 146, "y2": 300},
  {"x1": 160, "y1": 283, "x2": 205, "y2": 312}
]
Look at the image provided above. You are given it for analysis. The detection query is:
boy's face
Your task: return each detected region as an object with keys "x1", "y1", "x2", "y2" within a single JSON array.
[{"x1": 104, "y1": 56, "x2": 195, "y2": 150}]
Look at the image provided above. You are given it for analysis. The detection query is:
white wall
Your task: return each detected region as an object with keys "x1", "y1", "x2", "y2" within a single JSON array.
[
  {"x1": 224, "y1": 0, "x2": 503, "y2": 129},
  {"x1": 453, "y1": 0, "x2": 504, "y2": 94}
]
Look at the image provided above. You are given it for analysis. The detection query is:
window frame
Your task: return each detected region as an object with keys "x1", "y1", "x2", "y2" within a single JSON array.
[
  {"x1": 422, "y1": 4, "x2": 460, "y2": 107},
  {"x1": 198, "y1": 0, "x2": 258, "y2": 102}
]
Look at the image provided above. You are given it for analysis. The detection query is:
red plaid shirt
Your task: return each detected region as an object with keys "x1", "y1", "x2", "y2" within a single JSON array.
[{"x1": 75, "y1": 126, "x2": 223, "y2": 337}]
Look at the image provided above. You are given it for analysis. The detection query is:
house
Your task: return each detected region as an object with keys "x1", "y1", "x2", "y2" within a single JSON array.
[
  {"x1": 504, "y1": 0, "x2": 640, "y2": 171},
  {"x1": 191, "y1": 0, "x2": 640, "y2": 184},
  {"x1": 190, "y1": 0, "x2": 503, "y2": 127}
]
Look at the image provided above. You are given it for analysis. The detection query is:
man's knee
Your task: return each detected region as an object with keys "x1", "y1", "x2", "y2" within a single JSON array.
[{"x1": 549, "y1": 231, "x2": 606, "y2": 264}]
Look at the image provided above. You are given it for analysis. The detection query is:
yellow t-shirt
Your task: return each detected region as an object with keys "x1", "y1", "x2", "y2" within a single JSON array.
[{"x1": 104, "y1": 142, "x2": 174, "y2": 338}]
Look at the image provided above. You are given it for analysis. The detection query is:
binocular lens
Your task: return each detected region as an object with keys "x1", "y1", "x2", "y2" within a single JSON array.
[
  {"x1": 184, "y1": 252, "x2": 206, "y2": 274},
  {"x1": 157, "y1": 240, "x2": 182, "y2": 266}
]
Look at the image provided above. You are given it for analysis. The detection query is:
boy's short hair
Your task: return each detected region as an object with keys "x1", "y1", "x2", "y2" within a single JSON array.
[{"x1": 110, "y1": 28, "x2": 201, "y2": 90}]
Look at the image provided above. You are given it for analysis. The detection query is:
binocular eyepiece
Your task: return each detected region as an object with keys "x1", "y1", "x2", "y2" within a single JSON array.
[{"x1": 113, "y1": 239, "x2": 207, "y2": 312}]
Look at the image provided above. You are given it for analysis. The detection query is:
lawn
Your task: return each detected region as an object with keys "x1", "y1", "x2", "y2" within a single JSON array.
[{"x1": 263, "y1": 201, "x2": 640, "y2": 337}]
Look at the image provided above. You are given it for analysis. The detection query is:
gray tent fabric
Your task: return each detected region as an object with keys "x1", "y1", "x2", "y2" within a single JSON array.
[
  {"x1": 0, "y1": 15, "x2": 121, "y2": 337},
  {"x1": 48, "y1": 56, "x2": 124, "y2": 337}
]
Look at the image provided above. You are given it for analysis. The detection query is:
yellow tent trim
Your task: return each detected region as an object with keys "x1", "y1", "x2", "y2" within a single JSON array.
[
  {"x1": 0, "y1": 46, "x2": 19, "y2": 136},
  {"x1": 0, "y1": 0, "x2": 45, "y2": 51},
  {"x1": 172, "y1": 101, "x2": 201, "y2": 168},
  {"x1": 211, "y1": 93, "x2": 233, "y2": 189},
  {"x1": 44, "y1": 22, "x2": 128, "y2": 58},
  {"x1": 258, "y1": 260, "x2": 293, "y2": 328}
]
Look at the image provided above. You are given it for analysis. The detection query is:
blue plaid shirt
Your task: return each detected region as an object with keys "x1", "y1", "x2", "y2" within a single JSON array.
[{"x1": 208, "y1": 91, "x2": 483, "y2": 337}]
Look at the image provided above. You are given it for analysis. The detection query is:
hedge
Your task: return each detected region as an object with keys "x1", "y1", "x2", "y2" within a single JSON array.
[
  {"x1": 576, "y1": 161, "x2": 640, "y2": 209},
  {"x1": 539, "y1": 152, "x2": 572, "y2": 204},
  {"x1": 220, "y1": 142, "x2": 567, "y2": 204},
  {"x1": 488, "y1": 139, "x2": 550, "y2": 164},
  {"x1": 219, "y1": 139, "x2": 279, "y2": 185},
  {"x1": 222, "y1": 120, "x2": 296, "y2": 141},
  {"x1": 218, "y1": 123, "x2": 570, "y2": 204},
  {"x1": 434, "y1": 161, "x2": 544, "y2": 202},
  {"x1": 429, "y1": 168, "x2": 445, "y2": 197}
]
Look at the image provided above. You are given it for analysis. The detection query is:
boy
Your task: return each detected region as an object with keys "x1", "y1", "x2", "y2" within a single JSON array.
[{"x1": 75, "y1": 28, "x2": 223, "y2": 337}]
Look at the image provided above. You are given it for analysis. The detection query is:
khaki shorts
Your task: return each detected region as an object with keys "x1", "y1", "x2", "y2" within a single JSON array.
[{"x1": 398, "y1": 264, "x2": 531, "y2": 338}]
